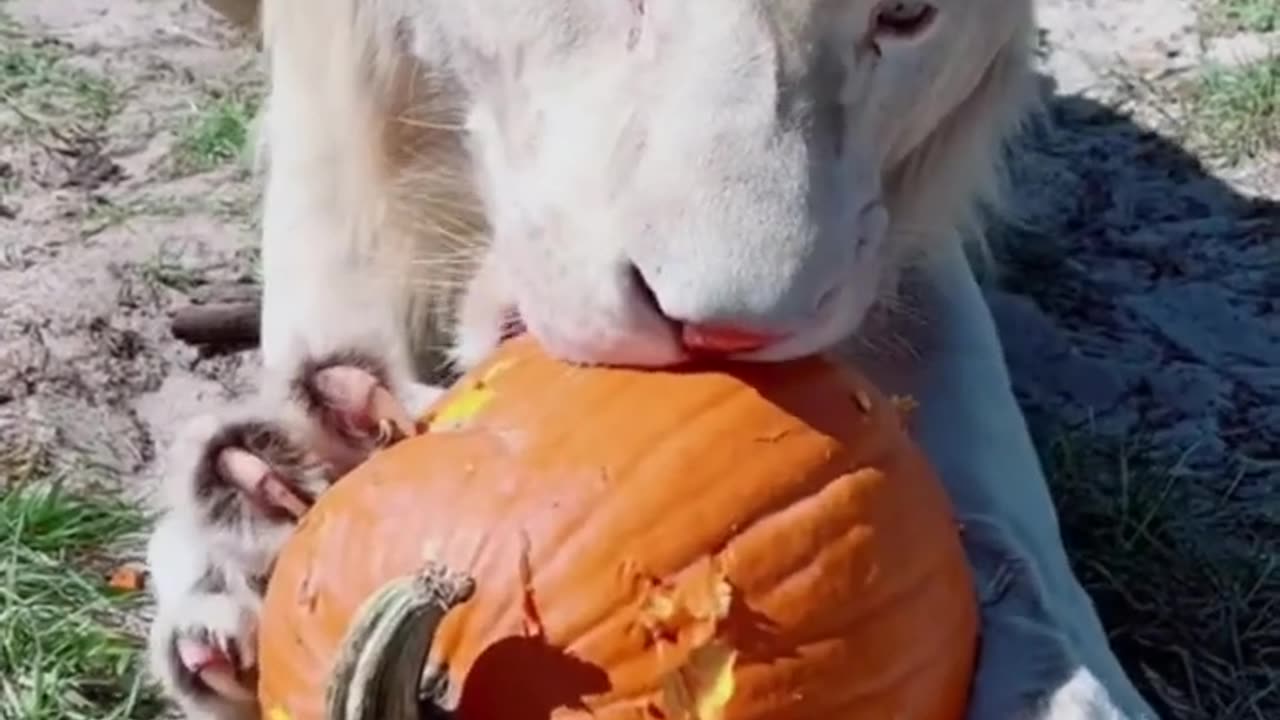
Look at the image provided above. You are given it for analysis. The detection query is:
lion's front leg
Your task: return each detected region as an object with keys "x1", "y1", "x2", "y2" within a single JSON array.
[
  {"x1": 144, "y1": 10, "x2": 446, "y2": 713},
  {"x1": 854, "y1": 239, "x2": 1159, "y2": 720}
]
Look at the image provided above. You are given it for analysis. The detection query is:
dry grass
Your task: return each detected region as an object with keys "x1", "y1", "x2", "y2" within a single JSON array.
[
  {"x1": 168, "y1": 86, "x2": 260, "y2": 176},
  {"x1": 1043, "y1": 425, "x2": 1279, "y2": 719},
  {"x1": 1183, "y1": 54, "x2": 1280, "y2": 163},
  {"x1": 1200, "y1": 0, "x2": 1280, "y2": 34},
  {"x1": 0, "y1": 441, "x2": 164, "y2": 720},
  {"x1": 0, "y1": 23, "x2": 121, "y2": 137}
]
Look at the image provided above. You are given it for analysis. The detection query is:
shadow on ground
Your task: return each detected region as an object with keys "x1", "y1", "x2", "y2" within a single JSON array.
[{"x1": 987, "y1": 74, "x2": 1279, "y2": 720}]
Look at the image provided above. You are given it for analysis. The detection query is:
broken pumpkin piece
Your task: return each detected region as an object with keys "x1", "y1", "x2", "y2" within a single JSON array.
[
  {"x1": 661, "y1": 639, "x2": 739, "y2": 720},
  {"x1": 636, "y1": 559, "x2": 733, "y2": 648},
  {"x1": 107, "y1": 563, "x2": 148, "y2": 593},
  {"x1": 681, "y1": 556, "x2": 734, "y2": 621}
]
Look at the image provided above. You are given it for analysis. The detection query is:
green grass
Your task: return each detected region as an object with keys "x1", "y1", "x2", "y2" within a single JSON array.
[
  {"x1": 81, "y1": 190, "x2": 262, "y2": 238},
  {"x1": 0, "y1": 445, "x2": 164, "y2": 720},
  {"x1": 1045, "y1": 429, "x2": 1279, "y2": 720},
  {"x1": 1183, "y1": 54, "x2": 1280, "y2": 162},
  {"x1": 1202, "y1": 0, "x2": 1280, "y2": 34},
  {"x1": 0, "y1": 29, "x2": 121, "y2": 134},
  {"x1": 170, "y1": 90, "x2": 260, "y2": 175}
]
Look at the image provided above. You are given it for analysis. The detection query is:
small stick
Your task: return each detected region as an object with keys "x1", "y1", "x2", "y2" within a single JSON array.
[
  {"x1": 170, "y1": 301, "x2": 261, "y2": 353},
  {"x1": 186, "y1": 281, "x2": 261, "y2": 306}
]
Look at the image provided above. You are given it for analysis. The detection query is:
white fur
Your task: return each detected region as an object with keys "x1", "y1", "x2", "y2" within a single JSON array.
[
  {"x1": 146, "y1": 0, "x2": 1156, "y2": 718},
  {"x1": 249, "y1": 0, "x2": 1038, "y2": 374},
  {"x1": 853, "y1": 240, "x2": 1157, "y2": 719}
]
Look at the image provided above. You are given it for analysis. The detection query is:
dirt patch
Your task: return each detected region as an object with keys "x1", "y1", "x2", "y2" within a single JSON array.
[
  {"x1": 0, "y1": 0, "x2": 261, "y2": 504},
  {"x1": 990, "y1": 2, "x2": 1279, "y2": 717}
]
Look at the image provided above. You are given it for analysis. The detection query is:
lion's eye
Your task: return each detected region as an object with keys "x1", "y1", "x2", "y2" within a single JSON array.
[{"x1": 873, "y1": 2, "x2": 937, "y2": 39}]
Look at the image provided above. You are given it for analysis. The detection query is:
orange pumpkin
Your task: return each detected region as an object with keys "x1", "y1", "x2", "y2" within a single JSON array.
[{"x1": 257, "y1": 335, "x2": 979, "y2": 720}]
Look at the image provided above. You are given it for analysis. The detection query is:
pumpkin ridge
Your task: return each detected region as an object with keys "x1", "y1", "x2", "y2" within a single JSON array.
[
  {"x1": 515, "y1": 445, "x2": 844, "y2": 695},
  {"x1": 828, "y1": 590, "x2": 974, "y2": 702},
  {"x1": 459, "y1": 372, "x2": 747, "y2": 573},
  {"x1": 729, "y1": 637, "x2": 948, "y2": 717},
  {"x1": 519, "y1": 392, "x2": 900, "y2": 674},
  {"x1": 564, "y1": 467, "x2": 897, "y2": 692},
  {"x1": 433, "y1": 480, "x2": 683, "y2": 687},
  {"x1": 705, "y1": 469, "x2": 881, "y2": 592},
  {"x1": 305, "y1": 498, "x2": 373, "y2": 671},
  {"x1": 773, "y1": 536, "x2": 967, "y2": 658},
  {"x1": 458, "y1": 457, "x2": 601, "y2": 643},
  {"x1": 660, "y1": 412, "x2": 903, "y2": 557},
  {"x1": 467, "y1": 356, "x2": 738, "y2": 465},
  {"x1": 805, "y1": 535, "x2": 971, "y2": 657},
  {"x1": 540, "y1": 461, "x2": 844, "y2": 664},
  {"x1": 491, "y1": 394, "x2": 818, "y2": 654},
  {"x1": 768, "y1": 579, "x2": 967, "y2": 702},
  {"x1": 614, "y1": 406, "x2": 847, "y2": 555},
  {"x1": 764, "y1": 546, "x2": 975, "y2": 714},
  {"x1": 737, "y1": 463, "x2": 958, "y2": 617},
  {"x1": 343, "y1": 437, "x2": 526, "y2": 671},
  {"x1": 684, "y1": 463, "x2": 900, "y2": 605},
  {"x1": 439, "y1": 527, "x2": 542, "y2": 660},
  {"x1": 472, "y1": 519, "x2": 618, "y2": 660},
  {"x1": 384, "y1": 467, "x2": 591, "y2": 672},
  {"x1": 714, "y1": 484, "x2": 905, "y2": 636},
  {"x1": 448, "y1": 470, "x2": 641, "y2": 662},
  {"x1": 543, "y1": 553, "x2": 731, "y2": 687}
]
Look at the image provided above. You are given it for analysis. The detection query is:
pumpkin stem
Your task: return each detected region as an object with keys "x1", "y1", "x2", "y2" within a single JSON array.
[{"x1": 325, "y1": 561, "x2": 476, "y2": 720}]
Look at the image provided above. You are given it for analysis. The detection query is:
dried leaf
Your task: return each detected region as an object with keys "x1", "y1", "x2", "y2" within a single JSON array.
[{"x1": 107, "y1": 564, "x2": 147, "y2": 593}]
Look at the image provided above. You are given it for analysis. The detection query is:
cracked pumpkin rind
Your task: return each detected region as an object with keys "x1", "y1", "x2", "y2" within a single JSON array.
[{"x1": 257, "y1": 335, "x2": 979, "y2": 719}]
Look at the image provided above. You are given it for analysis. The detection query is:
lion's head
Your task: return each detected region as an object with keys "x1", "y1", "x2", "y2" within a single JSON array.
[{"x1": 387, "y1": 0, "x2": 1040, "y2": 369}]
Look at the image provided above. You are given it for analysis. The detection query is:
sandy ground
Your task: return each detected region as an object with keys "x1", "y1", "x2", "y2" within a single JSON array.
[
  {"x1": 1004, "y1": 0, "x2": 1279, "y2": 484},
  {"x1": 0, "y1": 0, "x2": 1276, "y2": 718},
  {"x1": 0, "y1": 0, "x2": 262, "y2": 496}
]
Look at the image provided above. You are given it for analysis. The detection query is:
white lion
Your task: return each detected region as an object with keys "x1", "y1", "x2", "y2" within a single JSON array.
[{"x1": 146, "y1": 1, "x2": 1158, "y2": 718}]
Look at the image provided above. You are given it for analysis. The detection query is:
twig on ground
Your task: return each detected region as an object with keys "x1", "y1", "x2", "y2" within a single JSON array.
[{"x1": 170, "y1": 298, "x2": 260, "y2": 356}]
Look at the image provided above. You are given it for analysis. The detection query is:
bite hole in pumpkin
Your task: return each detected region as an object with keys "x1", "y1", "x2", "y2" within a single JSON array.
[
  {"x1": 452, "y1": 636, "x2": 612, "y2": 719},
  {"x1": 322, "y1": 560, "x2": 613, "y2": 720}
]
